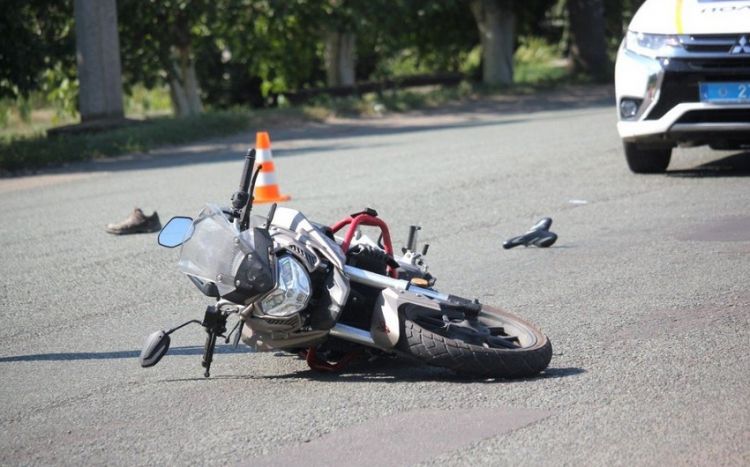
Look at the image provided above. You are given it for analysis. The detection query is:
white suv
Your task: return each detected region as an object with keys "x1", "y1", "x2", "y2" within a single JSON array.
[{"x1": 615, "y1": 0, "x2": 750, "y2": 173}]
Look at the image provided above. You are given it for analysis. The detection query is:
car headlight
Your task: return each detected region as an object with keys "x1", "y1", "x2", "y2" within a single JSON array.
[
  {"x1": 258, "y1": 256, "x2": 311, "y2": 317},
  {"x1": 625, "y1": 31, "x2": 683, "y2": 58}
]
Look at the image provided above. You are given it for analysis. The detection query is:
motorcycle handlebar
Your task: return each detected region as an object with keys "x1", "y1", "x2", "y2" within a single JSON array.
[
  {"x1": 231, "y1": 148, "x2": 257, "y2": 222},
  {"x1": 239, "y1": 148, "x2": 256, "y2": 194}
]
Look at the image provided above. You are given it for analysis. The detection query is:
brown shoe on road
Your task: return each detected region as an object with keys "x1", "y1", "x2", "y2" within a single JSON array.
[{"x1": 105, "y1": 208, "x2": 162, "y2": 235}]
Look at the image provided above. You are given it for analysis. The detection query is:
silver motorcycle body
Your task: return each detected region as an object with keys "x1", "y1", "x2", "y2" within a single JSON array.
[
  {"x1": 143, "y1": 148, "x2": 552, "y2": 378},
  {"x1": 171, "y1": 204, "x2": 438, "y2": 354}
]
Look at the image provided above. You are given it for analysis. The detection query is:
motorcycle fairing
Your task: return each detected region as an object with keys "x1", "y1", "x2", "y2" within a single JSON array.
[
  {"x1": 308, "y1": 267, "x2": 349, "y2": 330},
  {"x1": 269, "y1": 225, "x2": 351, "y2": 330},
  {"x1": 236, "y1": 207, "x2": 354, "y2": 351},
  {"x1": 177, "y1": 204, "x2": 275, "y2": 303},
  {"x1": 270, "y1": 207, "x2": 351, "y2": 330},
  {"x1": 370, "y1": 288, "x2": 443, "y2": 349},
  {"x1": 270, "y1": 207, "x2": 346, "y2": 271},
  {"x1": 271, "y1": 228, "x2": 323, "y2": 273}
]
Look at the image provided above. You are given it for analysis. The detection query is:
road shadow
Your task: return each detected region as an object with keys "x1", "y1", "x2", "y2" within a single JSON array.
[
  {"x1": 18, "y1": 344, "x2": 586, "y2": 383},
  {"x1": 667, "y1": 151, "x2": 750, "y2": 178},
  {"x1": 426, "y1": 85, "x2": 613, "y2": 116},
  {"x1": 0, "y1": 344, "x2": 252, "y2": 363},
  {"x1": 187, "y1": 354, "x2": 587, "y2": 384},
  {"x1": 58, "y1": 118, "x2": 524, "y2": 176}
]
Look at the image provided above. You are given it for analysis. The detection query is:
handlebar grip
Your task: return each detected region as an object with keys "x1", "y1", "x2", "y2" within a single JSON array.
[
  {"x1": 232, "y1": 148, "x2": 257, "y2": 212},
  {"x1": 239, "y1": 148, "x2": 257, "y2": 193}
]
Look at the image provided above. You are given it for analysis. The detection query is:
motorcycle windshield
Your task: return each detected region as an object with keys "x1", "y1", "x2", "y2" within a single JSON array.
[{"x1": 177, "y1": 204, "x2": 255, "y2": 296}]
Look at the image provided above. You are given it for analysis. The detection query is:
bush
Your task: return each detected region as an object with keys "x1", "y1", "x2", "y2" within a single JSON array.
[{"x1": 514, "y1": 37, "x2": 568, "y2": 84}]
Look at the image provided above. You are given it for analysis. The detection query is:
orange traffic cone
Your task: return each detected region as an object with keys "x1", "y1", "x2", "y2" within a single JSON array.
[{"x1": 253, "y1": 131, "x2": 291, "y2": 203}]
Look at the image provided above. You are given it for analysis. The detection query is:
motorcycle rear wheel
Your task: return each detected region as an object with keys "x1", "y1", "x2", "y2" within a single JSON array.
[{"x1": 396, "y1": 304, "x2": 552, "y2": 378}]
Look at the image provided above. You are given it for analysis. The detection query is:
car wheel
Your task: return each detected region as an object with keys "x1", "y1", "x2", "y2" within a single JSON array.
[{"x1": 623, "y1": 142, "x2": 671, "y2": 174}]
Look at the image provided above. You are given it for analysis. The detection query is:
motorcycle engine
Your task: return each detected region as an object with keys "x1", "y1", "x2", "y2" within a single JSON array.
[
  {"x1": 345, "y1": 244, "x2": 394, "y2": 275},
  {"x1": 339, "y1": 245, "x2": 396, "y2": 330}
]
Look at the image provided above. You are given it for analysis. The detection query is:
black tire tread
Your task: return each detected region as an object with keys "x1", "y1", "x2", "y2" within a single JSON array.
[
  {"x1": 396, "y1": 310, "x2": 552, "y2": 378},
  {"x1": 624, "y1": 142, "x2": 671, "y2": 174}
]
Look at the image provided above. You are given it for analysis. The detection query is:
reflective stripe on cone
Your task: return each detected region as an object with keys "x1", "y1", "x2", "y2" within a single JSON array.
[{"x1": 252, "y1": 131, "x2": 291, "y2": 203}]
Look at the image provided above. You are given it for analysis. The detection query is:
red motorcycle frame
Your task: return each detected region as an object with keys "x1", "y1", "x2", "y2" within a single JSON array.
[{"x1": 330, "y1": 210, "x2": 397, "y2": 278}]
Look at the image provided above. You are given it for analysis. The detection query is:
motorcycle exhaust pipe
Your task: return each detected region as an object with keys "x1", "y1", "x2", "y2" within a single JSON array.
[{"x1": 330, "y1": 323, "x2": 378, "y2": 348}]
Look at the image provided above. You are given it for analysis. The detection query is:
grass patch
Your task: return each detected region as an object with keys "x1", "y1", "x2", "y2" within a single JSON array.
[
  {"x1": 301, "y1": 69, "x2": 574, "y2": 119},
  {"x1": 514, "y1": 61, "x2": 569, "y2": 85},
  {"x1": 0, "y1": 109, "x2": 308, "y2": 174}
]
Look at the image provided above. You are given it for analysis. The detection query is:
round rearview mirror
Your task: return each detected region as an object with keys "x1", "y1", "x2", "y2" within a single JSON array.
[
  {"x1": 158, "y1": 217, "x2": 194, "y2": 248},
  {"x1": 139, "y1": 330, "x2": 171, "y2": 368}
]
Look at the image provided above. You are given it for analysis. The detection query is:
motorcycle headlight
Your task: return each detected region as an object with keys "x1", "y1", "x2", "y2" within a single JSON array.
[
  {"x1": 259, "y1": 256, "x2": 311, "y2": 317},
  {"x1": 625, "y1": 31, "x2": 684, "y2": 58}
]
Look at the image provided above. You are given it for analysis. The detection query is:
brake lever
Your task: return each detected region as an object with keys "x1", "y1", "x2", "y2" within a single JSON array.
[
  {"x1": 232, "y1": 320, "x2": 244, "y2": 348},
  {"x1": 224, "y1": 318, "x2": 244, "y2": 347}
]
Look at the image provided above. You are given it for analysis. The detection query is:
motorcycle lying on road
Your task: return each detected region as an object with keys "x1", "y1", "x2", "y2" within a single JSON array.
[{"x1": 140, "y1": 148, "x2": 552, "y2": 378}]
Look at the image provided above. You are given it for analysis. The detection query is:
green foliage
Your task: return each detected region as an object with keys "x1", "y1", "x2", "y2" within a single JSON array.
[
  {"x1": 0, "y1": 0, "x2": 622, "y2": 124},
  {"x1": 0, "y1": 95, "x2": 79, "y2": 138},
  {"x1": 460, "y1": 46, "x2": 483, "y2": 77},
  {"x1": 42, "y1": 64, "x2": 79, "y2": 120},
  {"x1": 604, "y1": 0, "x2": 645, "y2": 39},
  {"x1": 515, "y1": 36, "x2": 561, "y2": 63},
  {"x1": 514, "y1": 61, "x2": 569, "y2": 85},
  {"x1": 123, "y1": 85, "x2": 173, "y2": 117},
  {"x1": 16, "y1": 98, "x2": 32, "y2": 124},
  {"x1": 0, "y1": 0, "x2": 75, "y2": 99},
  {"x1": 513, "y1": 37, "x2": 568, "y2": 85},
  {"x1": 118, "y1": 0, "x2": 210, "y2": 90},
  {"x1": 357, "y1": 1, "x2": 478, "y2": 80},
  {"x1": 0, "y1": 100, "x2": 10, "y2": 127},
  {"x1": 118, "y1": 0, "x2": 326, "y2": 108},
  {"x1": 514, "y1": 0, "x2": 563, "y2": 39}
]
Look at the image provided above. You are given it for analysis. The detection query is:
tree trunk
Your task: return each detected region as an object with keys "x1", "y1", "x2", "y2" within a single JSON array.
[
  {"x1": 74, "y1": 0, "x2": 124, "y2": 122},
  {"x1": 324, "y1": 31, "x2": 356, "y2": 87},
  {"x1": 568, "y1": 0, "x2": 610, "y2": 82},
  {"x1": 470, "y1": 0, "x2": 515, "y2": 86},
  {"x1": 168, "y1": 45, "x2": 203, "y2": 117}
]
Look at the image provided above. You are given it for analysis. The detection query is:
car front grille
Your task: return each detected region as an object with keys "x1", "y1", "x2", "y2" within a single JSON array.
[
  {"x1": 682, "y1": 35, "x2": 742, "y2": 54},
  {"x1": 645, "y1": 57, "x2": 750, "y2": 120},
  {"x1": 681, "y1": 57, "x2": 750, "y2": 72}
]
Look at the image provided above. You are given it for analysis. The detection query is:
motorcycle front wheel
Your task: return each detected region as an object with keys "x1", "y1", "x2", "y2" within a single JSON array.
[{"x1": 396, "y1": 304, "x2": 552, "y2": 378}]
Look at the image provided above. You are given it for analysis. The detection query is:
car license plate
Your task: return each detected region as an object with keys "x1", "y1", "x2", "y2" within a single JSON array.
[{"x1": 699, "y1": 82, "x2": 750, "y2": 103}]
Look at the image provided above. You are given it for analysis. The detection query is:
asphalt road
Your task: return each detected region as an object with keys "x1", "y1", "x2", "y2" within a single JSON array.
[{"x1": 1, "y1": 86, "x2": 748, "y2": 466}]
